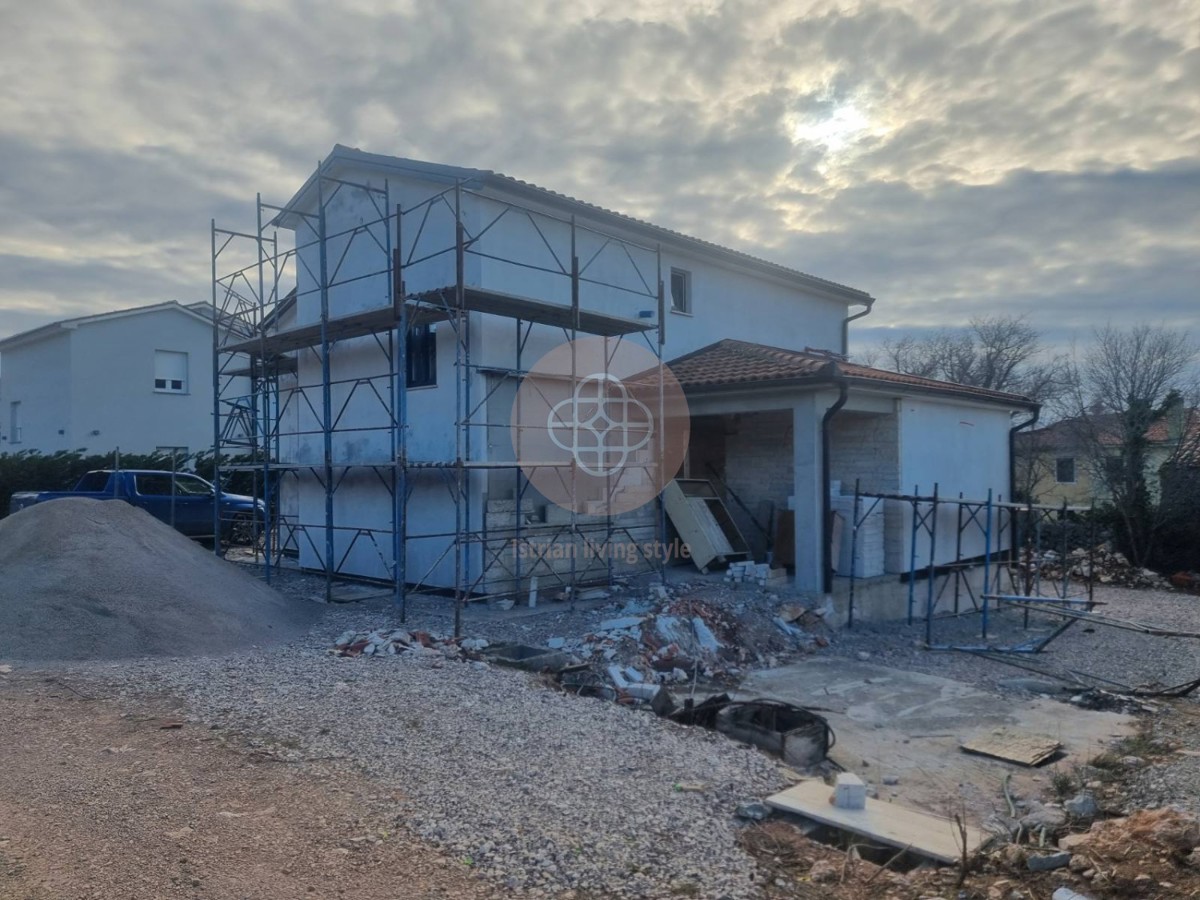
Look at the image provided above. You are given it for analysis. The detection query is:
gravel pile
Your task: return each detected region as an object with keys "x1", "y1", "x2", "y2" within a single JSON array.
[
  {"x1": 99, "y1": 638, "x2": 784, "y2": 898},
  {"x1": 0, "y1": 498, "x2": 320, "y2": 662}
]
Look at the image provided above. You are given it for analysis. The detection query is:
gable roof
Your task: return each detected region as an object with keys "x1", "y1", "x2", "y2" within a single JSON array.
[
  {"x1": 0, "y1": 302, "x2": 212, "y2": 352},
  {"x1": 1019, "y1": 409, "x2": 1200, "y2": 458},
  {"x1": 277, "y1": 145, "x2": 875, "y2": 308},
  {"x1": 667, "y1": 339, "x2": 1036, "y2": 408}
]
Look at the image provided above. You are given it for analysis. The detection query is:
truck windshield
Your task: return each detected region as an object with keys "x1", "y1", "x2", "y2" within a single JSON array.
[
  {"x1": 76, "y1": 472, "x2": 111, "y2": 492},
  {"x1": 135, "y1": 474, "x2": 214, "y2": 496}
]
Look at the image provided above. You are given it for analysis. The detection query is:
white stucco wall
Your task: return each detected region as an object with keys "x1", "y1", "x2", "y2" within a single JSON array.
[
  {"x1": 1, "y1": 308, "x2": 217, "y2": 456},
  {"x1": 897, "y1": 397, "x2": 1015, "y2": 565},
  {"x1": 280, "y1": 164, "x2": 859, "y2": 587},
  {"x1": 0, "y1": 331, "x2": 71, "y2": 452}
]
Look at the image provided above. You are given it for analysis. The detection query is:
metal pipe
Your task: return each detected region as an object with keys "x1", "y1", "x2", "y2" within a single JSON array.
[
  {"x1": 848, "y1": 478, "x2": 860, "y2": 628},
  {"x1": 317, "y1": 170, "x2": 335, "y2": 604},
  {"x1": 982, "y1": 488, "x2": 993, "y2": 641},
  {"x1": 841, "y1": 299, "x2": 875, "y2": 357},
  {"x1": 210, "y1": 221, "x2": 221, "y2": 553},
  {"x1": 1009, "y1": 406, "x2": 1040, "y2": 503},
  {"x1": 820, "y1": 370, "x2": 849, "y2": 594},
  {"x1": 924, "y1": 483, "x2": 939, "y2": 646},
  {"x1": 257, "y1": 192, "x2": 271, "y2": 583}
]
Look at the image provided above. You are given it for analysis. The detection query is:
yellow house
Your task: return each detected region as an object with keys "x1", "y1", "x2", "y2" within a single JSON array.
[{"x1": 1016, "y1": 410, "x2": 1200, "y2": 506}]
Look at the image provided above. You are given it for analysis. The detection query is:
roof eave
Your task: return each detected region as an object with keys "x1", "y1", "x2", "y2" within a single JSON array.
[
  {"x1": 842, "y1": 375, "x2": 1037, "y2": 410},
  {"x1": 270, "y1": 147, "x2": 874, "y2": 305}
]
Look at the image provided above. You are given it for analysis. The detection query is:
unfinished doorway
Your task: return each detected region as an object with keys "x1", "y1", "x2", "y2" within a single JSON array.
[{"x1": 687, "y1": 411, "x2": 793, "y2": 564}]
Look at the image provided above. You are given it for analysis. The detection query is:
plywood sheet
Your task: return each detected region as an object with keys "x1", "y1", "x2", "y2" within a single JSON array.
[
  {"x1": 765, "y1": 780, "x2": 986, "y2": 864},
  {"x1": 960, "y1": 730, "x2": 1062, "y2": 767}
]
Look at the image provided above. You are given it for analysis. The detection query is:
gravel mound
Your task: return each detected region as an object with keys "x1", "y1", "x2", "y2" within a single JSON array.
[{"x1": 0, "y1": 498, "x2": 320, "y2": 662}]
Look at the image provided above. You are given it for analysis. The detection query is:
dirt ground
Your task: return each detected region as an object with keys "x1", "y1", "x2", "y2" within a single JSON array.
[{"x1": 0, "y1": 673, "x2": 491, "y2": 900}]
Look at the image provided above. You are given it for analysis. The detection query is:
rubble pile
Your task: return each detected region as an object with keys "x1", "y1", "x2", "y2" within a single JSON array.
[
  {"x1": 531, "y1": 584, "x2": 830, "y2": 691},
  {"x1": 331, "y1": 629, "x2": 471, "y2": 659},
  {"x1": 1022, "y1": 547, "x2": 1171, "y2": 590}
]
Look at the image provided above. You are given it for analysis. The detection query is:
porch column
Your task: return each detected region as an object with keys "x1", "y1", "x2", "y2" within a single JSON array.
[{"x1": 792, "y1": 394, "x2": 826, "y2": 592}]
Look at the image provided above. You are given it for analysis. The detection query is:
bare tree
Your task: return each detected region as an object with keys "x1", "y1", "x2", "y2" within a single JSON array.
[
  {"x1": 1064, "y1": 324, "x2": 1199, "y2": 567},
  {"x1": 859, "y1": 314, "x2": 1067, "y2": 404}
]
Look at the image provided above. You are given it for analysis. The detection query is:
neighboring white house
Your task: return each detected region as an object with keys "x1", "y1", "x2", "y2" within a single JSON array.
[
  {"x1": 0, "y1": 302, "x2": 216, "y2": 456},
  {"x1": 225, "y1": 145, "x2": 1034, "y2": 614}
]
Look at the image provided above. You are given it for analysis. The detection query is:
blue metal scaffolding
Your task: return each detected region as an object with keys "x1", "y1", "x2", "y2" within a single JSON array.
[{"x1": 211, "y1": 161, "x2": 670, "y2": 634}]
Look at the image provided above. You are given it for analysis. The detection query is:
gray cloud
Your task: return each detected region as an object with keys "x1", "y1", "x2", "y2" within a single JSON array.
[{"x1": 0, "y1": 0, "x2": 1195, "y2": 352}]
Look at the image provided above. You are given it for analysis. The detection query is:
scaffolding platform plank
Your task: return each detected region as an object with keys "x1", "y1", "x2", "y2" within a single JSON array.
[
  {"x1": 765, "y1": 780, "x2": 985, "y2": 864},
  {"x1": 221, "y1": 286, "x2": 653, "y2": 357}
]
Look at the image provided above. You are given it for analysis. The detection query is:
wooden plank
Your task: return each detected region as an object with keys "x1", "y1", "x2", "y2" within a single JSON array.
[
  {"x1": 663, "y1": 481, "x2": 719, "y2": 571},
  {"x1": 960, "y1": 730, "x2": 1062, "y2": 767},
  {"x1": 765, "y1": 779, "x2": 985, "y2": 864}
]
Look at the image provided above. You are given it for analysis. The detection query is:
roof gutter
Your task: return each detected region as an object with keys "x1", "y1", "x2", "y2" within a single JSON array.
[
  {"x1": 1009, "y1": 406, "x2": 1041, "y2": 503},
  {"x1": 821, "y1": 365, "x2": 850, "y2": 594},
  {"x1": 842, "y1": 298, "x2": 875, "y2": 357}
]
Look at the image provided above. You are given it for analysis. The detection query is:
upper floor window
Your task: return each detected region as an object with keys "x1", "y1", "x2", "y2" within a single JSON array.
[
  {"x1": 8, "y1": 401, "x2": 21, "y2": 444},
  {"x1": 154, "y1": 350, "x2": 188, "y2": 393},
  {"x1": 670, "y1": 268, "x2": 692, "y2": 314},
  {"x1": 1055, "y1": 457, "x2": 1076, "y2": 484},
  {"x1": 407, "y1": 324, "x2": 436, "y2": 388}
]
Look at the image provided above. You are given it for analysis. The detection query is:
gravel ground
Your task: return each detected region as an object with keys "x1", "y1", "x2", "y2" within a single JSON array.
[
  {"x1": 78, "y1": 622, "x2": 785, "y2": 899},
  {"x1": 24, "y1": 560, "x2": 1197, "y2": 898},
  {"x1": 827, "y1": 584, "x2": 1200, "y2": 696}
]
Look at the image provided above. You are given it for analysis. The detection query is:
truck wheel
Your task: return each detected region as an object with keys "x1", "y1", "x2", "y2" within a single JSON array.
[{"x1": 230, "y1": 513, "x2": 264, "y2": 548}]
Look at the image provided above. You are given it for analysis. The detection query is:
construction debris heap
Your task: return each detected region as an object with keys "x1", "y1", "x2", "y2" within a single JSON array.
[{"x1": 0, "y1": 498, "x2": 319, "y2": 662}]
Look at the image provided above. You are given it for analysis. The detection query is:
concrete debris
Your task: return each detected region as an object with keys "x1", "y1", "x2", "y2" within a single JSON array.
[
  {"x1": 1027, "y1": 851, "x2": 1072, "y2": 871},
  {"x1": 1064, "y1": 792, "x2": 1098, "y2": 818},
  {"x1": 1029, "y1": 546, "x2": 1171, "y2": 590},
  {"x1": 1019, "y1": 805, "x2": 1068, "y2": 832},
  {"x1": 734, "y1": 801, "x2": 771, "y2": 821},
  {"x1": 332, "y1": 629, "x2": 467, "y2": 660},
  {"x1": 1052, "y1": 889, "x2": 1095, "y2": 900},
  {"x1": 724, "y1": 561, "x2": 787, "y2": 587}
]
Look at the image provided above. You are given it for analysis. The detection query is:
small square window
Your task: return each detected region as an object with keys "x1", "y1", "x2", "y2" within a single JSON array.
[
  {"x1": 670, "y1": 268, "x2": 692, "y2": 314},
  {"x1": 154, "y1": 350, "x2": 188, "y2": 393},
  {"x1": 1055, "y1": 457, "x2": 1076, "y2": 484}
]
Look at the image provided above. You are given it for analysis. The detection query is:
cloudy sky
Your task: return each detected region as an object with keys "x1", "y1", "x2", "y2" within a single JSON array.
[{"x1": 1, "y1": 0, "x2": 1197, "y2": 350}]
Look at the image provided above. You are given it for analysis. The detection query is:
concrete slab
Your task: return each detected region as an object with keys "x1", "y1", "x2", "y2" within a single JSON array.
[
  {"x1": 739, "y1": 657, "x2": 1134, "y2": 823},
  {"x1": 766, "y1": 779, "x2": 987, "y2": 863}
]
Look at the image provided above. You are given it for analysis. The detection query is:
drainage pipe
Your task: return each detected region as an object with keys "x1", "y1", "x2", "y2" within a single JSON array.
[{"x1": 820, "y1": 368, "x2": 850, "y2": 594}]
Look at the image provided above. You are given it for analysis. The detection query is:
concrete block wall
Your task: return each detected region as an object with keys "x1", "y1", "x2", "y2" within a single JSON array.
[
  {"x1": 723, "y1": 410, "x2": 793, "y2": 554},
  {"x1": 481, "y1": 496, "x2": 658, "y2": 594},
  {"x1": 829, "y1": 412, "x2": 900, "y2": 494},
  {"x1": 830, "y1": 493, "x2": 885, "y2": 577}
]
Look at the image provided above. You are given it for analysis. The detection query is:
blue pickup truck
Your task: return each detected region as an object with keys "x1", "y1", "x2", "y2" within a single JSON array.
[{"x1": 9, "y1": 470, "x2": 265, "y2": 542}]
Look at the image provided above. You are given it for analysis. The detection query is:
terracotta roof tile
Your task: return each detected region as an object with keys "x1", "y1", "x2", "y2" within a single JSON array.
[
  {"x1": 666, "y1": 339, "x2": 1035, "y2": 407},
  {"x1": 1021, "y1": 409, "x2": 1200, "y2": 457}
]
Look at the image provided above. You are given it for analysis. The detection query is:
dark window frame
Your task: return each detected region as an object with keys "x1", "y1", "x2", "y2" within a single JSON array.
[
  {"x1": 670, "y1": 268, "x2": 692, "y2": 315},
  {"x1": 1055, "y1": 457, "x2": 1076, "y2": 484},
  {"x1": 406, "y1": 324, "x2": 437, "y2": 388}
]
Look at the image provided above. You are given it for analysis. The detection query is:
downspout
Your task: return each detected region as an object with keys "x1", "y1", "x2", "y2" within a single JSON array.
[
  {"x1": 841, "y1": 298, "x2": 875, "y2": 357},
  {"x1": 1009, "y1": 406, "x2": 1041, "y2": 502},
  {"x1": 821, "y1": 365, "x2": 850, "y2": 594}
]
